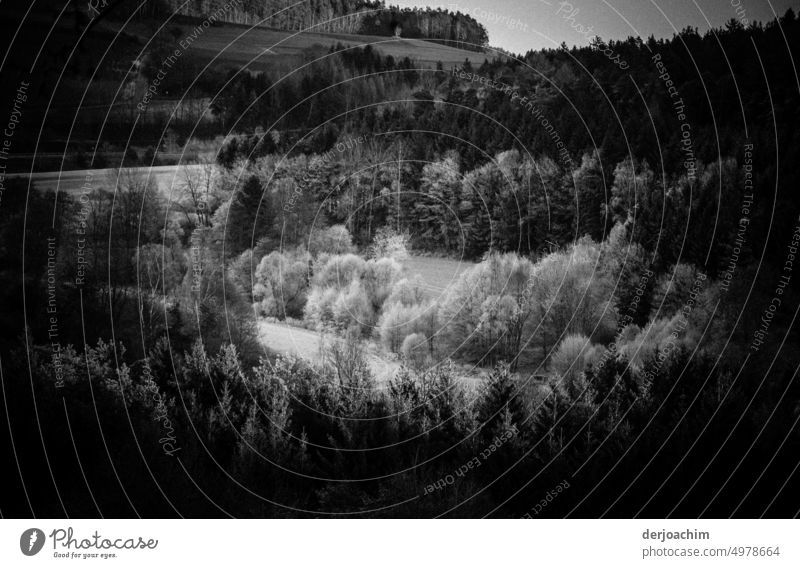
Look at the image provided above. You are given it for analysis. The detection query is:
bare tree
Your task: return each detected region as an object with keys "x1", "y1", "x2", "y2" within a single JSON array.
[{"x1": 179, "y1": 155, "x2": 217, "y2": 227}]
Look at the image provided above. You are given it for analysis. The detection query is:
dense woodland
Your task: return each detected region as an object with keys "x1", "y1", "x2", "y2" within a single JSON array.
[{"x1": 1, "y1": 9, "x2": 800, "y2": 517}]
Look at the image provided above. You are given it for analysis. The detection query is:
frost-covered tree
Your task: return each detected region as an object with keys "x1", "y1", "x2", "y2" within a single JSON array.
[{"x1": 253, "y1": 250, "x2": 310, "y2": 320}]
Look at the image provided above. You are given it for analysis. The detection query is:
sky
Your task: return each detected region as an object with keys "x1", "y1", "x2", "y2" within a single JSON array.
[{"x1": 392, "y1": 0, "x2": 799, "y2": 54}]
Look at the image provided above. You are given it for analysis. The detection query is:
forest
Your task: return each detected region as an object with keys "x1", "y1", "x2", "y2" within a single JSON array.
[
  {"x1": 133, "y1": 0, "x2": 489, "y2": 47},
  {"x1": 1, "y1": 9, "x2": 799, "y2": 518}
]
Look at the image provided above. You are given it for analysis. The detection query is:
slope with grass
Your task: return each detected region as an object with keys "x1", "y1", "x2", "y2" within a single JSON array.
[
  {"x1": 403, "y1": 255, "x2": 474, "y2": 300},
  {"x1": 113, "y1": 19, "x2": 491, "y2": 73}
]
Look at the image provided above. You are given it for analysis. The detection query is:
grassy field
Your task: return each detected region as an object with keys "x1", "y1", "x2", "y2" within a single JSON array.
[
  {"x1": 257, "y1": 320, "x2": 488, "y2": 386},
  {"x1": 257, "y1": 320, "x2": 402, "y2": 383},
  {"x1": 12, "y1": 164, "x2": 209, "y2": 196},
  {"x1": 115, "y1": 20, "x2": 490, "y2": 73},
  {"x1": 403, "y1": 255, "x2": 475, "y2": 301}
]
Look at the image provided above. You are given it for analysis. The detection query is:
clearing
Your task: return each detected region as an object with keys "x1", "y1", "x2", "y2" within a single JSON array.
[{"x1": 403, "y1": 255, "x2": 474, "y2": 300}]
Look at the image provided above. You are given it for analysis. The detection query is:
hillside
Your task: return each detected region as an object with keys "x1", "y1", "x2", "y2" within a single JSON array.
[
  {"x1": 111, "y1": 17, "x2": 490, "y2": 72},
  {"x1": 130, "y1": 0, "x2": 488, "y2": 51},
  {"x1": 0, "y1": 4, "x2": 492, "y2": 169}
]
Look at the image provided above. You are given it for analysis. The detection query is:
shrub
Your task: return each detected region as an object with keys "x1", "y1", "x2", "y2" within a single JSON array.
[
  {"x1": 401, "y1": 332, "x2": 428, "y2": 368},
  {"x1": 362, "y1": 257, "x2": 403, "y2": 309},
  {"x1": 307, "y1": 224, "x2": 355, "y2": 257},
  {"x1": 369, "y1": 226, "x2": 410, "y2": 261},
  {"x1": 550, "y1": 334, "x2": 599, "y2": 385},
  {"x1": 306, "y1": 253, "x2": 404, "y2": 336},
  {"x1": 312, "y1": 253, "x2": 366, "y2": 289},
  {"x1": 439, "y1": 253, "x2": 534, "y2": 363},
  {"x1": 124, "y1": 147, "x2": 139, "y2": 165},
  {"x1": 379, "y1": 301, "x2": 426, "y2": 352},
  {"x1": 331, "y1": 280, "x2": 375, "y2": 335},
  {"x1": 305, "y1": 285, "x2": 340, "y2": 329},
  {"x1": 385, "y1": 276, "x2": 427, "y2": 307},
  {"x1": 253, "y1": 250, "x2": 310, "y2": 319},
  {"x1": 217, "y1": 136, "x2": 239, "y2": 168}
]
